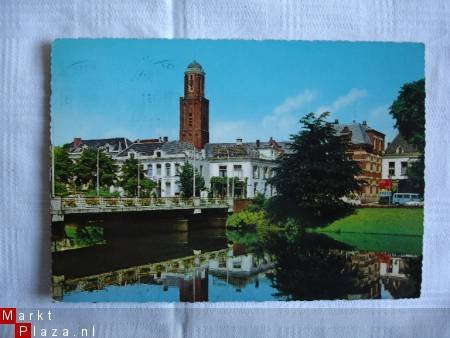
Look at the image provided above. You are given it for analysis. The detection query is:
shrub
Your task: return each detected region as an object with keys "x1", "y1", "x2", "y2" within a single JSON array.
[{"x1": 227, "y1": 210, "x2": 269, "y2": 229}]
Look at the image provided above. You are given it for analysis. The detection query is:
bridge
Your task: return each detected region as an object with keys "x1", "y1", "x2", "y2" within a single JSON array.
[{"x1": 50, "y1": 196, "x2": 232, "y2": 222}]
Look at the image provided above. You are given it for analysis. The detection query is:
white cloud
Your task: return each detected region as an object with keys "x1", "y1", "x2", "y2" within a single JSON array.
[
  {"x1": 262, "y1": 89, "x2": 316, "y2": 129},
  {"x1": 316, "y1": 88, "x2": 368, "y2": 114}
]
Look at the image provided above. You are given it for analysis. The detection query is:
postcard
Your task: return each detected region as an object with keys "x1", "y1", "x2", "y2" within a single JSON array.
[{"x1": 50, "y1": 39, "x2": 424, "y2": 302}]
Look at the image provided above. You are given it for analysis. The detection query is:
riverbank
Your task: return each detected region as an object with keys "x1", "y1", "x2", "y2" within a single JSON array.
[
  {"x1": 314, "y1": 208, "x2": 423, "y2": 254},
  {"x1": 317, "y1": 208, "x2": 423, "y2": 236}
]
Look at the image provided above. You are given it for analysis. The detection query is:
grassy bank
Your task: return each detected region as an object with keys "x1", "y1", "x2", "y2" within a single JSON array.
[
  {"x1": 323, "y1": 232, "x2": 422, "y2": 255},
  {"x1": 317, "y1": 208, "x2": 423, "y2": 236}
]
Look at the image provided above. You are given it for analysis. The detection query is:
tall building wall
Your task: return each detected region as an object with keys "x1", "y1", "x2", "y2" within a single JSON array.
[{"x1": 179, "y1": 61, "x2": 209, "y2": 149}]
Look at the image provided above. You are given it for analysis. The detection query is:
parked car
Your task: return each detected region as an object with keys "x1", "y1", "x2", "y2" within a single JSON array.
[
  {"x1": 404, "y1": 199, "x2": 424, "y2": 207},
  {"x1": 392, "y1": 193, "x2": 421, "y2": 205}
]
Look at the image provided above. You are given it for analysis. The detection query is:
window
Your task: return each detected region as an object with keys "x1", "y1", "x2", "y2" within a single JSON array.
[
  {"x1": 388, "y1": 162, "x2": 395, "y2": 176},
  {"x1": 199, "y1": 165, "x2": 203, "y2": 175},
  {"x1": 175, "y1": 163, "x2": 180, "y2": 176},
  {"x1": 219, "y1": 165, "x2": 227, "y2": 177},
  {"x1": 396, "y1": 146, "x2": 404, "y2": 154},
  {"x1": 130, "y1": 152, "x2": 135, "y2": 159},
  {"x1": 263, "y1": 167, "x2": 268, "y2": 179},
  {"x1": 253, "y1": 182, "x2": 258, "y2": 195},
  {"x1": 148, "y1": 165, "x2": 153, "y2": 177},
  {"x1": 253, "y1": 165, "x2": 259, "y2": 179},
  {"x1": 233, "y1": 165, "x2": 243, "y2": 179},
  {"x1": 401, "y1": 161, "x2": 408, "y2": 176},
  {"x1": 165, "y1": 163, "x2": 171, "y2": 176},
  {"x1": 156, "y1": 164, "x2": 162, "y2": 175},
  {"x1": 165, "y1": 181, "x2": 171, "y2": 194}
]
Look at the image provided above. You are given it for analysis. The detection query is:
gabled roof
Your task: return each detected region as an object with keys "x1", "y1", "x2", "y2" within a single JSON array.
[
  {"x1": 116, "y1": 140, "x2": 193, "y2": 157},
  {"x1": 68, "y1": 137, "x2": 132, "y2": 153},
  {"x1": 385, "y1": 134, "x2": 419, "y2": 155},
  {"x1": 333, "y1": 123, "x2": 373, "y2": 145}
]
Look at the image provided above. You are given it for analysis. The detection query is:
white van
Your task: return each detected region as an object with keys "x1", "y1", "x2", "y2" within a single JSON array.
[{"x1": 392, "y1": 193, "x2": 421, "y2": 205}]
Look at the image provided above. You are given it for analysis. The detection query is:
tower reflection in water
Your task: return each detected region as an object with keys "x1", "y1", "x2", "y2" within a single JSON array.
[{"x1": 52, "y1": 225, "x2": 421, "y2": 302}]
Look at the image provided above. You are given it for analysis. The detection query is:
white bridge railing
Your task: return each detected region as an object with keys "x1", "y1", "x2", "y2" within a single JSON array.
[{"x1": 51, "y1": 196, "x2": 230, "y2": 213}]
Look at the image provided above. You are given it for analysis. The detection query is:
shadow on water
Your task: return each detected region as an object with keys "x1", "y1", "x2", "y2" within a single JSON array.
[{"x1": 52, "y1": 217, "x2": 422, "y2": 302}]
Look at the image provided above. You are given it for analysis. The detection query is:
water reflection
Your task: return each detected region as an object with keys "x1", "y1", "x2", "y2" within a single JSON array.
[{"x1": 52, "y1": 223, "x2": 422, "y2": 302}]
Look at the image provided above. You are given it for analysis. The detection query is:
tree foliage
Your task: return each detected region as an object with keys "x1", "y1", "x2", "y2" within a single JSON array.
[
  {"x1": 54, "y1": 145, "x2": 73, "y2": 184},
  {"x1": 73, "y1": 148, "x2": 118, "y2": 188},
  {"x1": 179, "y1": 162, "x2": 205, "y2": 197},
  {"x1": 389, "y1": 79, "x2": 425, "y2": 194},
  {"x1": 120, "y1": 158, "x2": 156, "y2": 197},
  {"x1": 267, "y1": 112, "x2": 362, "y2": 228},
  {"x1": 389, "y1": 79, "x2": 425, "y2": 152}
]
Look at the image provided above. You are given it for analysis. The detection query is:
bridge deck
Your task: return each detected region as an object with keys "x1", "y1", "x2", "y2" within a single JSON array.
[{"x1": 51, "y1": 196, "x2": 231, "y2": 216}]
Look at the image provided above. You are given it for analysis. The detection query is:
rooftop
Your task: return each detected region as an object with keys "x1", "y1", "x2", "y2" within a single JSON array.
[
  {"x1": 385, "y1": 134, "x2": 419, "y2": 155},
  {"x1": 117, "y1": 140, "x2": 194, "y2": 157},
  {"x1": 185, "y1": 60, "x2": 204, "y2": 74},
  {"x1": 68, "y1": 137, "x2": 132, "y2": 153}
]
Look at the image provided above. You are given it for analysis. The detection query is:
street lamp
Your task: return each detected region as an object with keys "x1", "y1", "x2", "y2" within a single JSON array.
[
  {"x1": 183, "y1": 143, "x2": 197, "y2": 198},
  {"x1": 51, "y1": 144, "x2": 55, "y2": 197},
  {"x1": 225, "y1": 148, "x2": 230, "y2": 199},
  {"x1": 137, "y1": 157, "x2": 141, "y2": 198},
  {"x1": 96, "y1": 145, "x2": 106, "y2": 197}
]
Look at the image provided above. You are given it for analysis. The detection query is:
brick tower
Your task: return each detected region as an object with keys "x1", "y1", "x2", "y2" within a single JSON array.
[{"x1": 179, "y1": 60, "x2": 209, "y2": 149}]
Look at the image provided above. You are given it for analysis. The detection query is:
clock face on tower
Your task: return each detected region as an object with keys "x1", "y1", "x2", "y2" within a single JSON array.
[{"x1": 179, "y1": 61, "x2": 209, "y2": 149}]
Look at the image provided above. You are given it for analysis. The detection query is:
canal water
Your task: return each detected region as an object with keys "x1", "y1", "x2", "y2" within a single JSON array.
[{"x1": 52, "y1": 219, "x2": 422, "y2": 302}]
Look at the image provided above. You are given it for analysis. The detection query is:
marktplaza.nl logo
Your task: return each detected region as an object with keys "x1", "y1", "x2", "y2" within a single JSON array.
[
  {"x1": 0, "y1": 308, "x2": 95, "y2": 337},
  {"x1": 0, "y1": 308, "x2": 31, "y2": 338}
]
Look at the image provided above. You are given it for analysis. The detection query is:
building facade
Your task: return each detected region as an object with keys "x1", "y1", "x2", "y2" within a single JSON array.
[
  {"x1": 381, "y1": 134, "x2": 420, "y2": 190},
  {"x1": 333, "y1": 121, "x2": 385, "y2": 203},
  {"x1": 115, "y1": 140, "x2": 203, "y2": 197},
  {"x1": 203, "y1": 138, "x2": 287, "y2": 198}
]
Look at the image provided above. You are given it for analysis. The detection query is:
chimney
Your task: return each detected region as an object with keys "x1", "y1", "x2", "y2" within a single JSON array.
[
  {"x1": 163, "y1": 136, "x2": 168, "y2": 142},
  {"x1": 236, "y1": 138, "x2": 243, "y2": 145},
  {"x1": 362, "y1": 120, "x2": 367, "y2": 125},
  {"x1": 334, "y1": 119, "x2": 339, "y2": 124},
  {"x1": 256, "y1": 139, "x2": 260, "y2": 148},
  {"x1": 73, "y1": 137, "x2": 82, "y2": 148},
  {"x1": 352, "y1": 120, "x2": 356, "y2": 123}
]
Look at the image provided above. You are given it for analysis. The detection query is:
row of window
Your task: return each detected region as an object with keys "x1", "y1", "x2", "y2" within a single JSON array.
[
  {"x1": 388, "y1": 161, "x2": 408, "y2": 177},
  {"x1": 217, "y1": 165, "x2": 274, "y2": 179},
  {"x1": 147, "y1": 162, "x2": 196, "y2": 177}
]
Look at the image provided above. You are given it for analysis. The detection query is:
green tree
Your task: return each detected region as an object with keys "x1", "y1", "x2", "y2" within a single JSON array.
[
  {"x1": 54, "y1": 145, "x2": 74, "y2": 184},
  {"x1": 389, "y1": 79, "x2": 425, "y2": 194},
  {"x1": 73, "y1": 148, "x2": 118, "y2": 189},
  {"x1": 179, "y1": 162, "x2": 205, "y2": 197},
  {"x1": 267, "y1": 112, "x2": 362, "y2": 228},
  {"x1": 120, "y1": 158, "x2": 156, "y2": 197}
]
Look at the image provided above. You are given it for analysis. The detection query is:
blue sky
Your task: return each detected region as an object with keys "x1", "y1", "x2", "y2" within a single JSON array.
[{"x1": 51, "y1": 39, "x2": 424, "y2": 146}]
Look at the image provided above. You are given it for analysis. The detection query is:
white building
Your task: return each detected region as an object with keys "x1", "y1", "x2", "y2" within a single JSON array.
[
  {"x1": 382, "y1": 134, "x2": 420, "y2": 181},
  {"x1": 66, "y1": 135, "x2": 288, "y2": 198},
  {"x1": 204, "y1": 138, "x2": 288, "y2": 199},
  {"x1": 115, "y1": 140, "x2": 203, "y2": 197}
]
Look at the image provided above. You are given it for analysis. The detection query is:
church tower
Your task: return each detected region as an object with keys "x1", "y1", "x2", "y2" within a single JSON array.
[{"x1": 180, "y1": 60, "x2": 209, "y2": 149}]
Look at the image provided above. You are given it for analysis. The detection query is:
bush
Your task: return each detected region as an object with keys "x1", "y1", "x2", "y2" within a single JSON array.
[
  {"x1": 246, "y1": 193, "x2": 267, "y2": 212},
  {"x1": 85, "y1": 187, "x2": 120, "y2": 198},
  {"x1": 227, "y1": 210, "x2": 269, "y2": 229}
]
